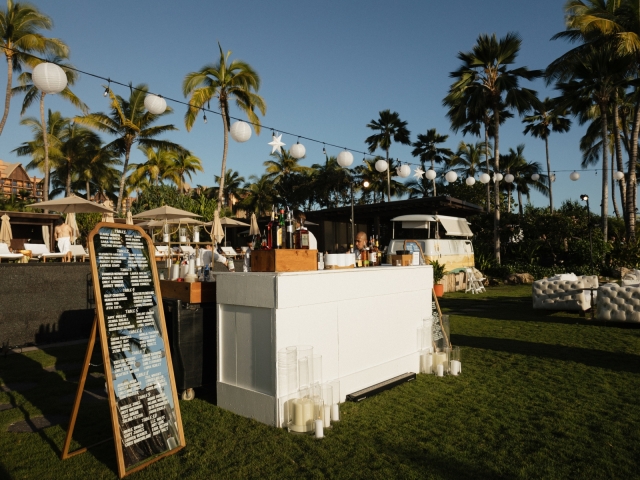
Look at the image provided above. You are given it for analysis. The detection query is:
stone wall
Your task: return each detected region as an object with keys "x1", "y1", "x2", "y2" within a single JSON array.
[{"x1": 0, "y1": 263, "x2": 94, "y2": 347}]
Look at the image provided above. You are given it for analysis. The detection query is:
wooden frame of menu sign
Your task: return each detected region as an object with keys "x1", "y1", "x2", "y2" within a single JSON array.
[{"x1": 61, "y1": 223, "x2": 185, "y2": 478}]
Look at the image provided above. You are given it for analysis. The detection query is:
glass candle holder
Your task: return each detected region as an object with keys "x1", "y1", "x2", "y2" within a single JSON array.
[
  {"x1": 321, "y1": 384, "x2": 333, "y2": 428},
  {"x1": 450, "y1": 346, "x2": 461, "y2": 376},
  {"x1": 193, "y1": 225, "x2": 200, "y2": 243},
  {"x1": 163, "y1": 223, "x2": 170, "y2": 243},
  {"x1": 288, "y1": 387, "x2": 315, "y2": 433},
  {"x1": 432, "y1": 314, "x2": 451, "y2": 352},
  {"x1": 179, "y1": 227, "x2": 187, "y2": 242}
]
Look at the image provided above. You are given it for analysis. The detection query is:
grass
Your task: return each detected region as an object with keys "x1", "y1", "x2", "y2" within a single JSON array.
[{"x1": 1, "y1": 284, "x2": 639, "y2": 479}]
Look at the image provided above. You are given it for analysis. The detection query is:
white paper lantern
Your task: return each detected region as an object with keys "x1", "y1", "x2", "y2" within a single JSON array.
[
  {"x1": 504, "y1": 173, "x2": 515, "y2": 183},
  {"x1": 479, "y1": 173, "x2": 491, "y2": 184},
  {"x1": 466, "y1": 176, "x2": 476, "y2": 186},
  {"x1": 32, "y1": 62, "x2": 67, "y2": 94},
  {"x1": 614, "y1": 171, "x2": 624, "y2": 181},
  {"x1": 494, "y1": 173, "x2": 503, "y2": 182},
  {"x1": 425, "y1": 169, "x2": 437, "y2": 180},
  {"x1": 337, "y1": 150, "x2": 354, "y2": 167},
  {"x1": 375, "y1": 159, "x2": 388, "y2": 172},
  {"x1": 445, "y1": 171, "x2": 458, "y2": 183},
  {"x1": 531, "y1": 173, "x2": 540, "y2": 181},
  {"x1": 397, "y1": 164, "x2": 411, "y2": 178},
  {"x1": 290, "y1": 142, "x2": 306, "y2": 159},
  {"x1": 570, "y1": 171, "x2": 580, "y2": 181},
  {"x1": 144, "y1": 94, "x2": 167, "y2": 115},
  {"x1": 229, "y1": 121, "x2": 252, "y2": 142}
]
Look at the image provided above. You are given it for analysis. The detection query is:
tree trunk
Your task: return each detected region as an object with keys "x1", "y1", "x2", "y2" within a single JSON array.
[
  {"x1": 544, "y1": 136, "x2": 553, "y2": 214},
  {"x1": 612, "y1": 155, "x2": 620, "y2": 218},
  {"x1": 66, "y1": 157, "x2": 72, "y2": 197},
  {"x1": 518, "y1": 189, "x2": 524, "y2": 217},
  {"x1": 626, "y1": 103, "x2": 640, "y2": 241},
  {"x1": 217, "y1": 101, "x2": 230, "y2": 213},
  {"x1": 493, "y1": 107, "x2": 501, "y2": 264},
  {"x1": 431, "y1": 160, "x2": 436, "y2": 196},
  {"x1": 507, "y1": 173, "x2": 511, "y2": 212},
  {"x1": 600, "y1": 105, "x2": 609, "y2": 241},
  {"x1": 86, "y1": 179, "x2": 90, "y2": 200},
  {"x1": 484, "y1": 123, "x2": 490, "y2": 213},
  {"x1": 39, "y1": 94, "x2": 51, "y2": 213},
  {"x1": 0, "y1": 54, "x2": 13, "y2": 136},
  {"x1": 385, "y1": 150, "x2": 391, "y2": 202},
  {"x1": 116, "y1": 141, "x2": 132, "y2": 215},
  {"x1": 612, "y1": 97, "x2": 626, "y2": 220}
]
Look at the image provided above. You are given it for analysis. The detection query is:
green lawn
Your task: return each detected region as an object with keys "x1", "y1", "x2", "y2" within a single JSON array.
[{"x1": 1, "y1": 285, "x2": 639, "y2": 479}]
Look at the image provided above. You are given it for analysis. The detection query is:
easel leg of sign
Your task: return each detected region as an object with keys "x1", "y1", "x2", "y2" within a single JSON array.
[{"x1": 60, "y1": 315, "x2": 111, "y2": 459}]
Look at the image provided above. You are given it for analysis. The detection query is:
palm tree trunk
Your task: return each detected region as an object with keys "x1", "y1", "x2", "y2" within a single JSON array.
[
  {"x1": 0, "y1": 54, "x2": 14, "y2": 136},
  {"x1": 612, "y1": 96, "x2": 626, "y2": 220},
  {"x1": 518, "y1": 189, "x2": 524, "y2": 217},
  {"x1": 544, "y1": 136, "x2": 553, "y2": 214},
  {"x1": 66, "y1": 158, "x2": 72, "y2": 197},
  {"x1": 493, "y1": 107, "x2": 501, "y2": 264},
  {"x1": 86, "y1": 180, "x2": 90, "y2": 200},
  {"x1": 484, "y1": 123, "x2": 490, "y2": 213},
  {"x1": 431, "y1": 160, "x2": 437, "y2": 196},
  {"x1": 600, "y1": 105, "x2": 609, "y2": 241},
  {"x1": 217, "y1": 102, "x2": 230, "y2": 213},
  {"x1": 612, "y1": 155, "x2": 620, "y2": 218},
  {"x1": 116, "y1": 144, "x2": 132, "y2": 215},
  {"x1": 39, "y1": 94, "x2": 51, "y2": 213},
  {"x1": 626, "y1": 103, "x2": 640, "y2": 241},
  {"x1": 385, "y1": 150, "x2": 391, "y2": 202}
]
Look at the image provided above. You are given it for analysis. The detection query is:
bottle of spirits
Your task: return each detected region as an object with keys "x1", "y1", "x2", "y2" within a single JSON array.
[
  {"x1": 286, "y1": 208, "x2": 294, "y2": 248},
  {"x1": 362, "y1": 247, "x2": 369, "y2": 267},
  {"x1": 370, "y1": 237, "x2": 378, "y2": 266},
  {"x1": 266, "y1": 209, "x2": 275, "y2": 250},
  {"x1": 295, "y1": 220, "x2": 310, "y2": 249},
  {"x1": 277, "y1": 209, "x2": 285, "y2": 249}
]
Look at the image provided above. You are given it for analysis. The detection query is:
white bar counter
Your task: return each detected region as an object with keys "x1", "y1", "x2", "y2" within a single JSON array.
[{"x1": 215, "y1": 265, "x2": 433, "y2": 426}]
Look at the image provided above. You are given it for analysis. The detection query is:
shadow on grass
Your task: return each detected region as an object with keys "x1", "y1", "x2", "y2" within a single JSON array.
[
  {"x1": 1, "y1": 344, "x2": 118, "y2": 476},
  {"x1": 452, "y1": 334, "x2": 640, "y2": 374}
]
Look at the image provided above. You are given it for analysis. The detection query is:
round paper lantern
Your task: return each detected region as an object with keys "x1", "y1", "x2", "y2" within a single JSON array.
[
  {"x1": 425, "y1": 169, "x2": 437, "y2": 180},
  {"x1": 614, "y1": 171, "x2": 624, "y2": 181},
  {"x1": 32, "y1": 62, "x2": 67, "y2": 94},
  {"x1": 531, "y1": 173, "x2": 540, "y2": 181},
  {"x1": 397, "y1": 164, "x2": 411, "y2": 178},
  {"x1": 290, "y1": 142, "x2": 306, "y2": 159},
  {"x1": 337, "y1": 150, "x2": 354, "y2": 167},
  {"x1": 375, "y1": 159, "x2": 388, "y2": 172},
  {"x1": 504, "y1": 173, "x2": 515, "y2": 183},
  {"x1": 479, "y1": 173, "x2": 491, "y2": 184},
  {"x1": 144, "y1": 94, "x2": 167, "y2": 115},
  {"x1": 466, "y1": 176, "x2": 476, "y2": 186},
  {"x1": 570, "y1": 171, "x2": 580, "y2": 181},
  {"x1": 445, "y1": 171, "x2": 458, "y2": 183},
  {"x1": 494, "y1": 173, "x2": 503, "y2": 182},
  {"x1": 230, "y1": 121, "x2": 252, "y2": 143}
]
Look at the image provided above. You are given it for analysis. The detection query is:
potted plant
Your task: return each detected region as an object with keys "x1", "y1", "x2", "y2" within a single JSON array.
[{"x1": 429, "y1": 259, "x2": 447, "y2": 297}]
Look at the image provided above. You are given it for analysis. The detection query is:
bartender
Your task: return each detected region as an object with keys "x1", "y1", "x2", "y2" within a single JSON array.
[
  {"x1": 354, "y1": 231, "x2": 368, "y2": 260},
  {"x1": 202, "y1": 244, "x2": 235, "y2": 271}
]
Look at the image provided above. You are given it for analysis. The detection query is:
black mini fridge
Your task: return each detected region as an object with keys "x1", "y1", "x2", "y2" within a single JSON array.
[{"x1": 162, "y1": 298, "x2": 216, "y2": 400}]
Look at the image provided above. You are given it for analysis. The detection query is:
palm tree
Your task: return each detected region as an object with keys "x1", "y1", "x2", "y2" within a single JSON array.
[
  {"x1": 128, "y1": 146, "x2": 174, "y2": 187},
  {"x1": 522, "y1": 97, "x2": 571, "y2": 214},
  {"x1": 0, "y1": 0, "x2": 67, "y2": 136},
  {"x1": 499, "y1": 144, "x2": 547, "y2": 217},
  {"x1": 76, "y1": 145, "x2": 122, "y2": 200},
  {"x1": 411, "y1": 128, "x2": 452, "y2": 196},
  {"x1": 168, "y1": 151, "x2": 204, "y2": 195},
  {"x1": 239, "y1": 174, "x2": 275, "y2": 215},
  {"x1": 312, "y1": 155, "x2": 352, "y2": 208},
  {"x1": 353, "y1": 157, "x2": 387, "y2": 203},
  {"x1": 264, "y1": 148, "x2": 311, "y2": 182},
  {"x1": 365, "y1": 109, "x2": 411, "y2": 202},
  {"x1": 444, "y1": 32, "x2": 542, "y2": 263},
  {"x1": 450, "y1": 141, "x2": 488, "y2": 179},
  {"x1": 12, "y1": 55, "x2": 88, "y2": 202},
  {"x1": 182, "y1": 44, "x2": 266, "y2": 213},
  {"x1": 211, "y1": 168, "x2": 244, "y2": 208},
  {"x1": 56, "y1": 121, "x2": 102, "y2": 196},
  {"x1": 75, "y1": 84, "x2": 186, "y2": 214}
]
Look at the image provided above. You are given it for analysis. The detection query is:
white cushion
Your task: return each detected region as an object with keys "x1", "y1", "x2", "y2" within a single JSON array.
[
  {"x1": 24, "y1": 243, "x2": 51, "y2": 255},
  {"x1": 69, "y1": 245, "x2": 88, "y2": 256},
  {"x1": 0, "y1": 243, "x2": 10, "y2": 254}
]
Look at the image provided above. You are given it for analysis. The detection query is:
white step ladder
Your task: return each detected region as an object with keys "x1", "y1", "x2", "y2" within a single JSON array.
[{"x1": 465, "y1": 267, "x2": 486, "y2": 294}]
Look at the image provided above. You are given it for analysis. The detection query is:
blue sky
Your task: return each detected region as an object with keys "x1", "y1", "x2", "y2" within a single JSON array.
[{"x1": 0, "y1": 0, "x2": 616, "y2": 213}]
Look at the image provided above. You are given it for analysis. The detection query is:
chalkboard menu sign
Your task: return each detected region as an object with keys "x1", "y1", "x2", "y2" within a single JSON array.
[{"x1": 89, "y1": 223, "x2": 184, "y2": 478}]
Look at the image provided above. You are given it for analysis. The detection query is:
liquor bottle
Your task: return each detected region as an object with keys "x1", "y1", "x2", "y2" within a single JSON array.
[
  {"x1": 295, "y1": 219, "x2": 310, "y2": 249},
  {"x1": 266, "y1": 209, "x2": 275, "y2": 250},
  {"x1": 370, "y1": 237, "x2": 378, "y2": 267},
  {"x1": 363, "y1": 247, "x2": 369, "y2": 267},
  {"x1": 286, "y1": 208, "x2": 294, "y2": 248},
  {"x1": 277, "y1": 209, "x2": 285, "y2": 248}
]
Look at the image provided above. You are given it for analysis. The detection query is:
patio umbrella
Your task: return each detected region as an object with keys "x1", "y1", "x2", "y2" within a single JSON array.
[
  {"x1": 132, "y1": 205, "x2": 200, "y2": 220},
  {"x1": 141, "y1": 218, "x2": 204, "y2": 227},
  {"x1": 65, "y1": 212, "x2": 79, "y2": 244},
  {"x1": 204, "y1": 217, "x2": 250, "y2": 246},
  {"x1": 102, "y1": 199, "x2": 114, "y2": 223},
  {"x1": 27, "y1": 194, "x2": 116, "y2": 214},
  {"x1": 210, "y1": 211, "x2": 225, "y2": 245},
  {"x1": 249, "y1": 213, "x2": 260, "y2": 236},
  {"x1": 125, "y1": 210, "x2": 133, "y2": 225},
  {"x1": 0, "y1": 214, "x2": 12, "y2": 245}
]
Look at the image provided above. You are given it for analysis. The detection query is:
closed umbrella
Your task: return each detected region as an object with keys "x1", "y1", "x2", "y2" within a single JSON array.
[
  {"x1": 249, "y1": 213, "x2": 260, "y2": 236},
  {"x1": 0, "y1": 214, "x2": 12, "y2": 245},
  {"x1": 126, "y1": 210, "x2": 133, "y2": 225},
  {"x1": 102, "y1": 199, "x2": 114, "y2": 223},
  {"x1": 204, "y1": 217, "x2": 250, "y2": 246},
  {"x1": 27, "y1": 194, "x2": 117, "y2": 214},
  {"x1": 210, "y1": 211, "x2": 225, "y2": 245},
  {"x1": 65, "y1": 213, "x2": 79, "y2": 244}
]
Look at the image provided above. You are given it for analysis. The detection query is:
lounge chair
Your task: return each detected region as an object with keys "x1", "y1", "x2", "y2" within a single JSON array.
[
  {"x1": 532, "y1": 274, "x2": 599, "y2": 312},
  {"x1": 155, "y1": 245, "x2": 171, "y2": 261},
  {"x1": 596, "y1": 283, "x2": 640, "y2": 322},
  {"x1": 69, "y1": 244, "x2": 90, "y2": 262},
  {"x1": 24, "y1": 243, "x2": 71, "y2": 262},
  {"x1": 0, "y1": 242, "x2": 24, "y2": 262},
  {"x1": 220, "y1": 246, "x2": 240, "y2": 259}
]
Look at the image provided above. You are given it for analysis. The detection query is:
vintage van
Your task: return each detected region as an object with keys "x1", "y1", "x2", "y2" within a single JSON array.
[{"x1": 387, "y1": 214, "x2": 474, "y2": 271}]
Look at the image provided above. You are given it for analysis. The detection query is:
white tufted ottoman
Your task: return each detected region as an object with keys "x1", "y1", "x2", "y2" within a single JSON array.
[
  {"x1": 596, "y1": 283, "x2": 640, "y2": 322},
  {"x1": 532, "y1": 276, "x2": 598, "y2": 311}
]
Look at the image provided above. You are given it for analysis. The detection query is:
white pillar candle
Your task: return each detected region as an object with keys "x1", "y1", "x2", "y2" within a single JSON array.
[
  {"x1": 163, "y1": 233, "x2": 170, "y2": 243},
  {"x1": 303, "y1": 398, "x2": 314, "y2": 428},
  {"x1": 170, "y1": 264, "x2": 180, "y2": 280},
  {"x1": 331, "y1": 403, "x2": 340, "y2": 422},
  {"x1": 420, "y1": 352, "x2": 432, "y2": 374},
  {"x1": 323, "y1": 404, "x2": 331, "y2": 428},
  {"x1": 314, "y1": 419, "x2": 324, "y2": 438},
  {"x1": 437, "y1": 364, "x2": 444, "y2": 377},
  {"x1": 193, "y1": 231, "x2": 200, "y2": 242},
  {"x1": 450, "y1": 360, "x2": 461, "y2": 376},
  {"x1": 293, "y1": 399, "x2": 305, "y2": 426}
]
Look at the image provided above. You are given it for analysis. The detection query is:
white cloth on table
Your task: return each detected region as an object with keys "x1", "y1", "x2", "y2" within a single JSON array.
[{"x1": 57, "y1": 236, "x2": 71, "y2": 254}]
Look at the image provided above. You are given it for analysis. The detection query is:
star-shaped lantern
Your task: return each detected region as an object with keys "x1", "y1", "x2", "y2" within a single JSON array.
[
  {"x1": 413, "y1": 167, "x2": 424, "y2": 179},
  {"x1": 268, "y1": 134, "x2": 286, "y2": 154}
]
